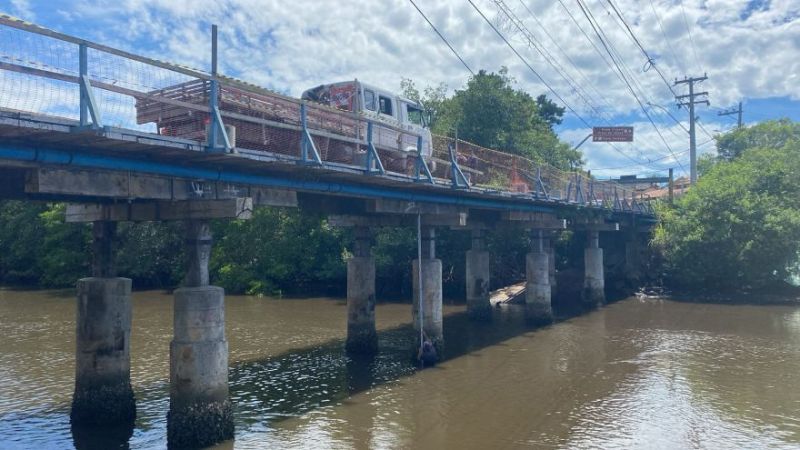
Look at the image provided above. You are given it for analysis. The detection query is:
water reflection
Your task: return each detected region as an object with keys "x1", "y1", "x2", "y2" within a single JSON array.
[{"x1": 0, "y1": 289, "x2": 799, "y2": 449}]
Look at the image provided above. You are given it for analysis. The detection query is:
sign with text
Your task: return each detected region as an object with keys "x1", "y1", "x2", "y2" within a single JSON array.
[{"x1": 592, "y1": 126, "x2": 633, "y2": 142}]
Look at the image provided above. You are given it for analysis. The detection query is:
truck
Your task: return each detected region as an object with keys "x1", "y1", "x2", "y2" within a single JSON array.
[
  {"x1": 135, "y1": 78, "x2": 434, "y2": 174},
  {"x1": 301, "y1": 80, "x2": 433, "y2": 171}
]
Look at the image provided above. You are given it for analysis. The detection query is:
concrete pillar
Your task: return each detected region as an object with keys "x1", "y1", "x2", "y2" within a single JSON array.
[
  {"x1": 624, "y1": 235, "x2": 641, "y2": 287},
  {"x1": 465, "y1": 229, "x2": 491, "y2": 321},
  {"x1": 71, "y1": 221, "x2": 135, "y2": 427},
  {"x1": 412, "y1": 226, "x2": 443, "y2": 358},
  {"x1": 525, "y1": 231, "x2": 552, "y2": 325},
  {"x1": 167, "y1": 220, "x2": 233, "y2": 448},
  {"x1": 346, "y1": 227, "x2": 377, "y2": 354},
  {"x1": 583, "y1": 230, "x2": 605, "y2": 308},
  {"x1": 548, "y1": 236, "x2": 557, "y2": 298}
]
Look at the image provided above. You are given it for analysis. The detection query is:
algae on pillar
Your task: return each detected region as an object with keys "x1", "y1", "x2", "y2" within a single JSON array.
[
  {"x1": 412, "y1": 226, "x2": 443, "y2": 358},
  {"x1": 346, "y1": 226, "x2": 378, "y2": 354},
  {"x1": 167, "y1": 220, "x2": 233, "y2": 448},
  {"x1": 525, "y1": 230, "x2": 552, "y2": 325},
  {"x1": 71, "y1": 221, "x2": 135, "y2": 426},
  {"x1": 582, "y1": 230, "x2": 605, "y2": 308},
  {"x1": 465, "y1": 229, "x2": 491, "y2": 321}
]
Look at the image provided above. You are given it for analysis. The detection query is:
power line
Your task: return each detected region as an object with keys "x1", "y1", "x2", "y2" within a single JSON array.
[
  {"x1": 574, "y1": 0, "x2": 688, "y2": 174},
  {"x1": 679, "y1": 1, "x2": 703, "y2": 74},
  {"x1": 516, "y1": 0, "x2": 617, "y2": 120},
  {"x1": 493, "y1": 1, "x2": 606, "y2": 121},
  {"x1": 407, "y1": 0, "x2": 475, "y2": 76},
  {"x1": 467, "y1": 0, "x2": 588, "y2": 127},
  {"x1": 648, "y1": 0, "x2": 686, "y2": 75},
  {"x1": 605, "y1": 0, "x2": 678, "y2": 98},
  {"x1": 468, "y1": 0, "x2": 651, "y2": 167}
]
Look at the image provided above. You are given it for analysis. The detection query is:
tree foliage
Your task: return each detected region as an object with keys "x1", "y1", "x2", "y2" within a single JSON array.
[
  {"x1": 654, "y1": 119, "x2": 800, "y2": 289},
  {"x1": 716, "y1": 118, "x2": 800, "y2": 161},
  {"x1": 402, "y1": 68, "x2": 581, "y2": 170}
]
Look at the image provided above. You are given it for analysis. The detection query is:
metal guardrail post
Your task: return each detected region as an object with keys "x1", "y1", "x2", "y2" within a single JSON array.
[
  {"x1": 207, "y1": 25, "x2": 230, "y2": 153},
  {"x1": 77, "y1": 43, "x2": 102, "y2": 130},
  {"x1": 533, "y1": 167, "x2": 549, "y2": 200},
  {"x1": 298, "y1": 103, "x2": 323, "y2": 165},
  {"x1": 447, "y1": 142, "x2": 470, "y2": 189},
  {"x1": 365, "y1": 121, "x2": 385, "y2": 175},
  {"x1": 414, "y1": 135, "x2": 434, "y2": 184}
]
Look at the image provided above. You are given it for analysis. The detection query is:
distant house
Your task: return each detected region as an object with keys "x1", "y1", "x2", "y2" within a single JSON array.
[{"x1": 642, "y1": 176, "x2": 690, "y2": 199}]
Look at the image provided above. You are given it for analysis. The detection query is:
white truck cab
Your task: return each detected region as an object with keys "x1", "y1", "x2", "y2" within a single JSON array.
[{"x1": 301, "y1": 81, "x2": 434, "y2": 164}]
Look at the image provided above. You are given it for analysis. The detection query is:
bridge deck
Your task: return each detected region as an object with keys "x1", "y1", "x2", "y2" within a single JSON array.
[{"x1": 0, "y1": 109, "x2": 647, "y2": 219}]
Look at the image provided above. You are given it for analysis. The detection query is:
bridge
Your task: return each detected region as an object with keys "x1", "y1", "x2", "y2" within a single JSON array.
[{"x1": 0, "y1": 16, "x2": 656, "y2": 448}]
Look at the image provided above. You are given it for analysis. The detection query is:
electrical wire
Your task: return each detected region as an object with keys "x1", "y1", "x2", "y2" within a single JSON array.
[
  {"x1": 605, "y1": 0, "x2": 678, "y2": 98},
  {"x1": 574, "y1": 0, "x2": 688, "y2": 175},
  {"x1": 468, "y1": 0, "x2": 650, "y2": 167},
  {"x1": 679, "y1": 1, "x2": 704, "y2": 74},
  {"x1": 648, "y1": 0, "x2": 686, "y2": 75},
  {"x1": 407, "y1": 0, "x2": 475, "y2": 76}
]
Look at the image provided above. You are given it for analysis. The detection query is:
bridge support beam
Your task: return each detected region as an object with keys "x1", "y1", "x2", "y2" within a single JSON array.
[
  {"x1": 346, "y1": 226, "x2": 378, "y2": 355},
  {"x1": 583, "y1": 230, "x2": 605, "y2": 308},
  {"x1": 465, "y1": 229, "x2": 491, "y2": 321},
  {"x1": 413, "y1": 227, "x2": 443, "y2": 359},
  {"x1": 71, "y1": 222, "x2": 135, "y2": 427},
  {"x1": 526, "y1": 230, "x2": 552, "y2": 325},
  {"x1": 167, "y1": 220, "x2": 233, "y2": 449}
]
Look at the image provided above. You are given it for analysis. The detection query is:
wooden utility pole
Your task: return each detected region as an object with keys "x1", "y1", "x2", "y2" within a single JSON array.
[
  {"x1": 675, "y1": 75, "x2": 709, "y2": 185},
  {"x1": 718, "y1": 102, "x2": 743, "y2": 128}
]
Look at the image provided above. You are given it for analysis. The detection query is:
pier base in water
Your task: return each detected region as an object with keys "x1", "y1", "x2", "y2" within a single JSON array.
[
  {"x1": 167, "y1": 285, "x2": 233, "y2": 448},
  {"x1": 583, "y1": 231, "x2": 605, "y2": 308},
  {"x1": 526, "y1": 251, "x2": 553, "y2": 325},
  {"x1": 466, "y1": 248, "x2": 492, "y2": 321},
  {"x1": 346, "y1": 255, "x2": 378, "y2": 355},
  {"x1": 71, "y1": 277, "x2": 136, "y2": 426}
]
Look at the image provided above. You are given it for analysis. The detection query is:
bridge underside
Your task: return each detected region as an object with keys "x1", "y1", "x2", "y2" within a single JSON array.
[{"x1": 0, "y1": 112, "x2": 653, "y2": 448}]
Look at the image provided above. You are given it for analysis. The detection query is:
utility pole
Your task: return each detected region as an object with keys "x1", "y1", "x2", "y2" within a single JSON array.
[
  {"x1": 718, "y1": 102, "x2": 743, "y2": 128},
  {"x1": 674, "y1": 75, "x2": 709, "y2": 185}
]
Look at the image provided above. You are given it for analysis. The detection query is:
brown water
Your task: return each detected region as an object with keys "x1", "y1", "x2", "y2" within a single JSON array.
[{"x1": 1, "y1": 288, "x2": 799, "y2": 449}]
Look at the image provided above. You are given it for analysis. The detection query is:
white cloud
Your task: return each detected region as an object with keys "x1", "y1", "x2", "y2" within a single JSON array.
[
  {"x1": 9, "y1": 0, "x2": 33, "y2": 20},
  {"x1": 3, "y1": 0, "x2": 798, "y2": 172}
]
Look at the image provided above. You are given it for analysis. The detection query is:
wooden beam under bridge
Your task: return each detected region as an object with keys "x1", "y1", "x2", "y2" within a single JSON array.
[{"x1": 65, "y1": 198, "x2": 253, "y2": 222}]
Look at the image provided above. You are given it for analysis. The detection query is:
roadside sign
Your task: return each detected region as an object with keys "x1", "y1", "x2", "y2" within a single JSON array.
[{"x1": 592, "y1": 127, "x2": 633, "y2": 142}]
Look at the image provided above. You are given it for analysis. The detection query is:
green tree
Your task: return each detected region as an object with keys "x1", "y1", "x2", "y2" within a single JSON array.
[
  {"x1": 654, "y1": 123, "x2": 800, "y2": 289},
  {"x1": 402, "y1": 69, "x2": 581, "y2": 170},
  {"x1": 210, "y1": 207, "x2": 349, "y2": 295},
  {"x1": 716, "y1": 118, "x2": 800, "y2": 160}
]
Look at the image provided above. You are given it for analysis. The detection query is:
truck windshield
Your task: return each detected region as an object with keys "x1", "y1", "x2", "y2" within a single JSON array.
[{"x1": 407, "y1": 104, "x2": 424, "y2": 126}]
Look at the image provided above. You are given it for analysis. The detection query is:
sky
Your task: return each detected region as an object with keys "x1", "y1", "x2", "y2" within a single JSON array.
[{"x1": 1, "y1": 0, "x2": 799, "y2": 179}]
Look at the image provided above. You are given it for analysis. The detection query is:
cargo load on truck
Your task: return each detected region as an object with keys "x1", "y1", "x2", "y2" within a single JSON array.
[{"x1": 135, "y1": 78, "x2": 434, "y2": 175}]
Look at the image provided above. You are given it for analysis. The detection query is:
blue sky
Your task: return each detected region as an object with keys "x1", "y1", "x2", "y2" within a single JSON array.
[{"x1": 1, "y1": 0, "x2": 799, "y2": 179}]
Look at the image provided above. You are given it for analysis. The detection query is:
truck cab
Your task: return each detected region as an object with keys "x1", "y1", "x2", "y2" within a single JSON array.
[{"x1": 301, "y1": 81, "x2": 433, "y2": 164}]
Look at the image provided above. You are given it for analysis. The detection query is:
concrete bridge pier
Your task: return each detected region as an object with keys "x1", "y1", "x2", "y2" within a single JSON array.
[
  {"x1": 412, "y1": 226, "x2": 443, "y2": 358},
  {"x1": 346, "y1": 226, "x2": 378, "y2": 355},
  {"x1": 583, "y1": 230, "x2": 605, "y2": 308},
  {"x1": 167, "y1": 220, "x2": 234, "y2": 448},
  {"x1": 71, "y1": 221, "x2": 135, "y2": 426},
  {"x1": 624, "y1": 234, "x2": 642, "y2": 288},
  {"x1": 548, "y1": 235, "x2": 558, "y2": 298},
  {"x1": 465, "y1": 229, "x2": 491, "y2": 321},
  {"x1": 526, "y1": 230, "x2": 553, "y2": 325}
]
